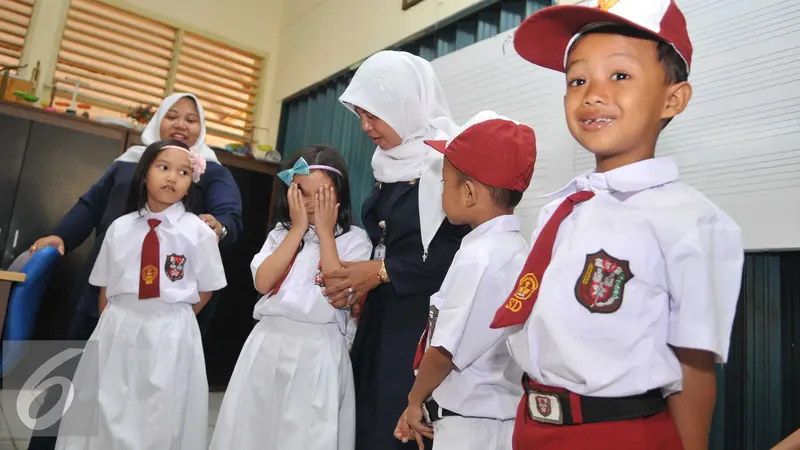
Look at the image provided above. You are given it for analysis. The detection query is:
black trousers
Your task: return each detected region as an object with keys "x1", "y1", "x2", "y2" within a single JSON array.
[{"x1": 27, "y1": 293, "x2": 219, "y2": 450}]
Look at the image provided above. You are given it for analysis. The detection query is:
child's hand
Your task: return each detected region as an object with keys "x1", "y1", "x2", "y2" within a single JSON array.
[
  {"x1": 314, "y1": 186, "x2": 339, "y2": 235},
  {"x1": 288, "y1": 183, "x2": 309, "y2": 232},
  {"x1": 406, "y1": 402, "x2": 433, "y2": 441},
  {"x1": 394, "y1": 408, "x2": 426, "y2": 450}
]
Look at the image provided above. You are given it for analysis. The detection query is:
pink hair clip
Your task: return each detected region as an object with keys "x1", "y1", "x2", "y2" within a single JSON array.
[{"x1": 162, "y1": 145, "x2": 207, "y2": 182}]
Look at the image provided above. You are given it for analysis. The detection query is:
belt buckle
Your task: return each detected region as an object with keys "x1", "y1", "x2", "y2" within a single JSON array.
[{"x1": 528, "y1": 390, "x2": 564, "y2": 425}]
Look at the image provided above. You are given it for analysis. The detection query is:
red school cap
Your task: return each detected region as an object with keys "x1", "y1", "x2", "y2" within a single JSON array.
[
  {"x1": 424, "y1": 111, "x2": 537, "y2": 192},
  {"x1": 514, "y1": 0, "x2": 693, "y2": 74}
]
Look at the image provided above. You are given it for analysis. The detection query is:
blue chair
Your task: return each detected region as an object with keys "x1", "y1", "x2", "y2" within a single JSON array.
[{"x1": 1, "y1": 246, "x2": 61, "y2": 375}]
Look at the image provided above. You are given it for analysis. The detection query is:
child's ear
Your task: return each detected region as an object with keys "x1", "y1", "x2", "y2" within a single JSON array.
[
  {"x1": 662, "y1": 81, "x2": 692, "y2": 121},
  {"x1": 463, "y1": 180, "x2": 478, "y2": 208}
]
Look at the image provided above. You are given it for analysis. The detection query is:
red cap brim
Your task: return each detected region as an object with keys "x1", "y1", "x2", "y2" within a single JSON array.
[
  {"x1": 424, "y1": 139, "x2": 448, "y2": 154},
  {"x1": 514, "y1": 5, "x2": 668, "y2": 73}
]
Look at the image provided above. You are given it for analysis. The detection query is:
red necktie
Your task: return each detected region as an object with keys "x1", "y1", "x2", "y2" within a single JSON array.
[
  {"x1": 139, "y1": 219, "x2": 161, "y2": 299},
  {"x1": 490, "y1": 190, "x2": 595, "y2": 328}
]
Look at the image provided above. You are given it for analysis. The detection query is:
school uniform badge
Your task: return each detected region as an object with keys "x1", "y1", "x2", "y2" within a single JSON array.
[
  {"x1": 574, "y1": 249, "x2": 633, "y2": 314},
  {"x1": 165, "y1": 254, "x2": 186, "y2": 282},
  {"x1": 315, "y1": 262, "x2": 325, "y2": 287},
  {"x1": 536, "y1": 396, "x2": 552, "y2": 417}
]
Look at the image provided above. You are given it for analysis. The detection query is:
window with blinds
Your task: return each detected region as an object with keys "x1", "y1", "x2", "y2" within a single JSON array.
[
  {"x1": 53, "y1": 0, "x2": 263, "y2": 145},
  {"x1": 0, "y1": 0, "x2": 35, "y2": 71}
]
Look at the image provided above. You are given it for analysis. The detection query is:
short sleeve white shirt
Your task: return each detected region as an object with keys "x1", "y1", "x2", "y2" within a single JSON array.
[
  {"x1": 506, "y1": 157, "x2": 744, "y2": 397},
  {"x1": 89, "y1": 202, "x2": 227, "y2": 304},
  {"x1": 250, "y1": 224, "x2": 373, "y2": 333},
  {"x1": 428, "y1": 215, "x2": 527, "y2": 420}
]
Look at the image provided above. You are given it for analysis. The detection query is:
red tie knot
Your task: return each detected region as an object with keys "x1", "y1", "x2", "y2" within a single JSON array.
[
  {"x1": 147, "y1": 219, "x2": 161, "y2": 229},
  {"x1": 568, "y1": 190, "x2": 595, "y2": 204}
]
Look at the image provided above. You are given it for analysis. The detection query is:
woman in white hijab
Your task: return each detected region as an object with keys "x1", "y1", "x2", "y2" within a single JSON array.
[
  {"x1": 324, "y1": 50, "x2": 470, "y2": 450},
  {"x1": 26, "y1": 93, "x2": 242, "y2": 450}
]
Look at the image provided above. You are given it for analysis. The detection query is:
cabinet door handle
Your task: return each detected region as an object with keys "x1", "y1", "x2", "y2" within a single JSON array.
[{"x1": 12, "y1": 230, "x2": 19, "y2": 248}]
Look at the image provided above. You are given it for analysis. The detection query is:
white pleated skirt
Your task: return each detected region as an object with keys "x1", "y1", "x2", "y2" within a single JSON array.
[
  {"x1": 55, "y1": 296, "x2": 208, "y2": 450},
  {"x1": 209, "y1": 315, "x2": 355, "y2": 450}
]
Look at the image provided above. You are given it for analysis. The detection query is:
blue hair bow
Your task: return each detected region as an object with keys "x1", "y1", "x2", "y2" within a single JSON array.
[{"x1": 278, "y1": 157, "x2": 310, "y2": 186}]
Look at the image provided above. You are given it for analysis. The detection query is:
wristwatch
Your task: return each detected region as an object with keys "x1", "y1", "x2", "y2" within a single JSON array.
[
  {"x1": 219, "y1": 224, "x2": 228, "y2": 241},
  {"x1": 377, "y1": 260, "x2": 390, "y2": 284}
]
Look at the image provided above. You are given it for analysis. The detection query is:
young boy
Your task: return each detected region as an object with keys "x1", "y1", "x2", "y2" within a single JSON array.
[
  {"x1": 489, "y1": 1, "x2": 744, "y2": 449},
  {"x1": 393, "y1": 110, "x2": 537, "y2": 450}
]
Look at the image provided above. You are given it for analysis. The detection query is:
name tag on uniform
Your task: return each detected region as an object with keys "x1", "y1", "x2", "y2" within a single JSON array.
[{"x1": 528, "y1": 391, "x2": 563, "y2": 425}]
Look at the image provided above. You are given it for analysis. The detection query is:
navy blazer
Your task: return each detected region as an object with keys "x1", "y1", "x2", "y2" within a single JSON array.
[
  {"x1": 51, "y1": 160, "x2": 243, "y2": 317},
  {"x1": 351, "y1": 179, "x2": 469, "y2": 450}
]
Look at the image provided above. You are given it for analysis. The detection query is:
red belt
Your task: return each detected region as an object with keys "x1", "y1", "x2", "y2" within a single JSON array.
[{"x1": 522, "y1": 374, "x2": 667, "y2": 426}]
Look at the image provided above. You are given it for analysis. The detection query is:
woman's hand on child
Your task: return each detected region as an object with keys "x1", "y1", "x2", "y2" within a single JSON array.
[
  {"x1": 313, "y1": 186, "x2": 339, "y2": 234},
  {"x1": 323, "y1": 260, "x2": 382, "y2": 308},
  {"x1": 199, "y1": 214, "x2": 223, "y2": 240},
  {"x1": 287, "y1": 182, "x2": 309, "y2": 232}
]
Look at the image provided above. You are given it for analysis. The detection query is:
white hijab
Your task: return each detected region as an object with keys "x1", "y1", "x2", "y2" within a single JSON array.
[
  {"x1": 339, "y1": 50, "x2": 459, "y2": 260},
  {"x1": 116, "y1": 93, "x2": 220, "y2": 165}
]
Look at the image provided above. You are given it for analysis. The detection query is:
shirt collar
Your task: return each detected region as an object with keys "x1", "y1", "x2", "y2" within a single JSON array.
[
  {"x1": 140, "y1": 202, "x2": 186, "y2": 226},
  {"x1": 542, "y1": 157, "x2": 680, "y2": 198},
  {"x1": 462, "y1": 214, "x2": 521, "y2": 246},
  {"x1": 304, "y1": 225, "x2": 343, "y2": 242}
]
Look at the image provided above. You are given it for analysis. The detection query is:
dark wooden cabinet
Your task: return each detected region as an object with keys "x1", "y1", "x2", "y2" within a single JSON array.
[
  {"x1": 0, "y1": 113, "x2": 30, "y2": 260},
  {"x1": 0, "y1": 104, "x2": 127, "y2": 338}
]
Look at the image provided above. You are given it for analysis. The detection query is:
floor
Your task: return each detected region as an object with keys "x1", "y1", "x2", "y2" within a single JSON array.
[{"x1": 0, "y1": 390, "x2": 225, "y2": 449}]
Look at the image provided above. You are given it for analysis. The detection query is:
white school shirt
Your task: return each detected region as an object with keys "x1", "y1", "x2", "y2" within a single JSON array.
[
  {"x1": 506, "y1": 157, "x2": 744, "y2": 397},
  {"x1": 428, "y1": 215, "x2": 527, "y2": 420},
  {"x1": 89, "y1": 202, "x2": 227, "y2": 304},
  {"x1": 250, "y1": 224, "x2": 373, "y2": 333}
]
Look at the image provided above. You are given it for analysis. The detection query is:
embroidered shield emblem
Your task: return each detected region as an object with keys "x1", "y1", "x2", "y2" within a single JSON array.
[
  {"x1": 315, "y1": 262, "x2": 325, "y2": 287},
  {"x1": 574, "y1": 249, "x2": 633, "y2": 313},
  {"x1": 165, "y1": 254, "x2": 186, "y2": 282},
  {"x1": 535, "y1": 395, "x2": 552, "y2": 417}
]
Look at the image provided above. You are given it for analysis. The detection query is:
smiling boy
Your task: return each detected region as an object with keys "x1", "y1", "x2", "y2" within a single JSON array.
[{"x1": 490, "y1": 1, "x2": 744, "y2": 449}]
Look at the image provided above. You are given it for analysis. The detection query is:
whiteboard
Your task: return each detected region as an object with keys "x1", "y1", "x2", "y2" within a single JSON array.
[{"x1": 431, "y1": 0, "x2": 800, "y2": 251}]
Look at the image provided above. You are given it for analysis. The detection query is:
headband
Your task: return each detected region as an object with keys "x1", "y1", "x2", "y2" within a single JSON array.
[
  {"x1": 278, "y1": 157, "x2": 343, "y2": 186},
  {"x1": 162, "y1": 145, "x2": 207, "y2": 183}
]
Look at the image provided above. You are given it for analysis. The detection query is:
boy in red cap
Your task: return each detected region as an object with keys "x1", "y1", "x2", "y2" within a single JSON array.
[
  {"x1": 489, "y1": 1, "x2": 744, "y2": 450},
  {"x1": 393, "y1": 110, "x2": 537, "y2": 450}
]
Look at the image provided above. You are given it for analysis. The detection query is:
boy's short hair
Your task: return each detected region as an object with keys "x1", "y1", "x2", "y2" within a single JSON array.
[
  {"x1": 455, "y1": 168, "x2": 524, "y2": 209},
  {"x1": 570, "y1": 25, "x2": 688, "y2": 129}
]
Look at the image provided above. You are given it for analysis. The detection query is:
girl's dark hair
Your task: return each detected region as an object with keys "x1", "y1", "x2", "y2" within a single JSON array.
[
  {"x1": 124, "y1": 140, "x2": 199, "y2": 215},
  {"x1": 273, "y1": 145, "x2": 353, "y2": 239}
]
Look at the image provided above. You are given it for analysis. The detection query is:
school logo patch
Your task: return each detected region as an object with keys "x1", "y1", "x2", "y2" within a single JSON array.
[
  {"x1": 141, "y1": 265, "x2": 158, "y2": 285},
  {"x1": 165, "y1": 254, "x2": 186, "y2": 282},
  {"x1": 535, "y1": 395, "x2": 552, "y2": 417},
  {"x1": 505, "y1": 273, "x2": 539, "y2": 312},
  {"x1": 574, "y1": 250, "x2": 633, "y2": 314},
  {"x1": 597, "y1": 0, "x2": 621, "y2": 11}
]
